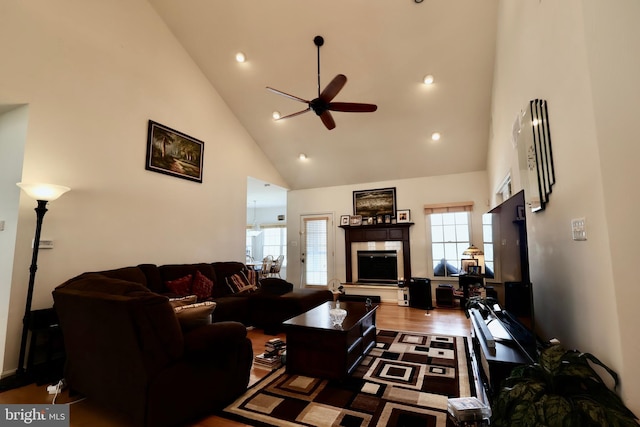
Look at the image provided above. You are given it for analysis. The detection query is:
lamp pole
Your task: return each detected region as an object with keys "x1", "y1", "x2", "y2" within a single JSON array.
[
  {"x1": 16, "y1": 200, "x2": 49, "y2": 376},
  {"x1": 14, "y1": 182, "x2": 70, "y2": 380}
]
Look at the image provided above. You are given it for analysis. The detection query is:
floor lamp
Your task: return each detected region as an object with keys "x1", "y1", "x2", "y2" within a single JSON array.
[{"x1": 14, "y1": 182, "x2": 70, "y2": 380}]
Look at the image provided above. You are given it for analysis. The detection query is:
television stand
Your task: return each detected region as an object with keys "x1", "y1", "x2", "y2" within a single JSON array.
[{"x1": 469, "y1": 303, "x2": 540, "y2": 399}]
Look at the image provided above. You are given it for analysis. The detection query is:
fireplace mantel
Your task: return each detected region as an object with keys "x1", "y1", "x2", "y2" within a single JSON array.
[{"x1": 339, "y1": 223, "x2": 414, "y2": 283}]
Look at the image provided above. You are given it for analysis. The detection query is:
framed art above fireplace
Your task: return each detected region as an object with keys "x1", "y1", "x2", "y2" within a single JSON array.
[{"x1": 353, "y1": 187, "x2": 396, "y2": 219}]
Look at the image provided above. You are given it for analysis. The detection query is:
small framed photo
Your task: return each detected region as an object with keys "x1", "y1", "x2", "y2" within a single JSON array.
[
  {"x1": 468, "y1": 265, "x2": 482, "y2": 275},
  {"x1": 384, "y1": 215, "x2": 391, "y2": 224},
  {"x1": 396, "y1": 209, "x2": 411, "y2": 223},
  {"x1": 461, "y1": 258, "x2": 479, "y2": 274},
  {"x1": 366, "y1": 217, "x2": 375, "y2": 225},
  {"x1": 350, "y1": 215, "x2": 363, "y2": 226},
  {"x1": 340, "y1": 215, "x2": 350, "y2": 226},
  {"x1": 376, "y1": 214, "x2": 384, "y2": 224}
]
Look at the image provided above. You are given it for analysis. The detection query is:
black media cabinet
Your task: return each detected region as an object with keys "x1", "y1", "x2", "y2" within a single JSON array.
[{"x1": 469, "y1": 302, "x2": 540, "y2": 399}]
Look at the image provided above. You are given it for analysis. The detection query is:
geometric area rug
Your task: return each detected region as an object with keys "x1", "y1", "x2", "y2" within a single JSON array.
[{"x1": 221, "y1": 330, "x2": 476, "y2": 426}]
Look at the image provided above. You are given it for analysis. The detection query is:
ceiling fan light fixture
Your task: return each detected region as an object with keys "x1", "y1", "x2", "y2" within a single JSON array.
[
  {"x1": 431, "y1": 132, "x2": 441, "y2": 141},
  {"x1": 235, "y1": 52, "x2": 246, "y2": 63},
  {"x1": 423, "y1": 74, "x2": 434, "y2": 85},
  {"x1": 272, "y1": 111, "x2": 281, "y2": 120},
  {"x1": 298, "y1": 153, "x2": 307, "y2": 160}
]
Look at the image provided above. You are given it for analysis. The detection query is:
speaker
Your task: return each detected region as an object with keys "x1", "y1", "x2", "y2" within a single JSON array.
[
  {"x1": 504, "y1": 282, "x2": 532, "y2": 316},
  {"x1": 408, "y1": 278, "x2": 433, "y2": 310}
]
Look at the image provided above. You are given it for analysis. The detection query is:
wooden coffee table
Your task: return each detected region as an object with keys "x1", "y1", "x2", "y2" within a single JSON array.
[{"x1": 282, "y1": 301, "x2": 378, "y2": 380}]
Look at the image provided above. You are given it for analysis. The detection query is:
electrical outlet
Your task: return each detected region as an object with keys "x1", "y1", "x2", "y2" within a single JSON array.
[{"x1": 571, "y1": 217, "x2": 587, "y2": 241}]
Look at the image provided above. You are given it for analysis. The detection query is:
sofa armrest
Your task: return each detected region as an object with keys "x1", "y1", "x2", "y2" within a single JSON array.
[
  {"x1": 258, "y1": 278, "x2": 294, "y2": 295},
  {"x1": 183, "y1": 321, "x2": 247, "y2": 358}
]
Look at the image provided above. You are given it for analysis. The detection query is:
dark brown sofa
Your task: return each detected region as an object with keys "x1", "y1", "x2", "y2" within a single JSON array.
[
  {"x1": 52, "y1": 270, "x2": 253, "y2": 427},
  {"x1": 51, "y1": 261, "x2": 331, "y2": 426}
]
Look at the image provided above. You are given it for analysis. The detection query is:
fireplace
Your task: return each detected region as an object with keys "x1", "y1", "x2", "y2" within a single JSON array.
[
  {"x1": 357, "y1": 250, "x2": 398, "y2": 284},
  {"x1": 340, "y1": 222, "x2": 413, "y2": 284}
]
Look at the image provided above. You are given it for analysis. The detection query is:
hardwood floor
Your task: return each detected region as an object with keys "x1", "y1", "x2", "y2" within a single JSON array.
[{"x1": 0, "y1": 303, "x2": 470, "y2": 427}]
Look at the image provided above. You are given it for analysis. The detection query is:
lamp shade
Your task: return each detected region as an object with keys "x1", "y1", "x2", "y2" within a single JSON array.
[
  {"x1": 463, "y1": 244, "x2": 484, "y2": 257},
  {"x1": 17, "y1": 183, "x2": 71, "y2": 201}
]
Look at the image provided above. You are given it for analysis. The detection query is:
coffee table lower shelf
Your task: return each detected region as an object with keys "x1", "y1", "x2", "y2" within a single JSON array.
[{"x1": 283, "y1": 301, "x2": 378, "y2": 380}]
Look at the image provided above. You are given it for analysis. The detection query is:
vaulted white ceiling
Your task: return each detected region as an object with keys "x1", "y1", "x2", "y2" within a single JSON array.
[{"x1": 149, "y1": 0, "x2": 498, "y2": 191}]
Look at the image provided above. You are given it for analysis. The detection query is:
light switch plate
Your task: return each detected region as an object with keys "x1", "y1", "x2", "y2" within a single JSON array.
[
  {"x1": 571, "y1": 218, "x2": 587, "y2": 241},
  {"x1": 32, "y1": 239, "x2": 54, "y2": 249},
  {"x1": 0, "y1": 220, "x2": 4, "y2": 231}
]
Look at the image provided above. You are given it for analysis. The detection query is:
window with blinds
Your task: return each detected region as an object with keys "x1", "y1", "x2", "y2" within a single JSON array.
[
  {"x1": 302, "y1": 215, "x2": 332, "y2": 286},
  {"x1": 425, "y1": 201, "x2": 473, "y2": 277}
]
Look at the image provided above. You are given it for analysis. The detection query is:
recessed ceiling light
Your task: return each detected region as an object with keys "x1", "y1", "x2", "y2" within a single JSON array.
[
  {"x1": 298, "y1": 153, "x2": 307, "y2": 160},
  {"x1": 423, "y1": 74, "x2": 434, "y2": 85},
  {"x1": 235, "y1": 52, "x2": 246, "y2": 63},
  {"x1": 431, "y1": 132, "x2": 441, "y2": 141},
  {"x1": 272, "y1": 111, "x2": 281, "y2": 120}
]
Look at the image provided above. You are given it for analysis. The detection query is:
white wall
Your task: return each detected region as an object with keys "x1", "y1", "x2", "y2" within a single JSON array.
[
  {"x1": 287, "y1": 171, "x2": 489, "y2": 301},
  {"x1": 487, "y1": 0, "x2": 639, "y2": 411},
  {"x1": 0, "y1": 0, "x2": 286, "y2": 376},
  {"x1": 0, "y1": 106, "x2": 29, "y2": 373}
]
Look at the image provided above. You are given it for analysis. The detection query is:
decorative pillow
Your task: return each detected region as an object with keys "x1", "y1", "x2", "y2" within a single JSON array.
[
  {"x1": 191, "y1": 270, "x2": 214, "y2": 300},
  {"x1": 173, "y1": 301, "x2": 216, "y2": 331},
  {"x1": 226, "y1": 272, "x2": 256, "y2": 294},
  {"x1": 165, "y1": 274, "x2": 193, "y2": 296},
  {"x1": 168, "y1": 295, "x2": 198, "y2": 308},
  {"x1": 244, "y1": 268, "x2": 258, "y2": 289}
]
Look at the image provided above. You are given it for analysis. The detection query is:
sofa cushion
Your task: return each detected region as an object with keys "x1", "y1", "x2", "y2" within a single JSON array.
[
  {"x1": 165, "y1": 274, "x2": 193, "y2": 296},
  {"x1": 226, "y1": 272, "x2": 256, "y2": 294},
  {"x1": 173, "y1": 301, "x2": 216, "y2": 332},
  {"x1": 192, "y1": 270, "x2": 214, "y2": 300},
  {"x1": 169, "y1": 295, "x2": 198, "y2": 308},
  {"x1": 158, "y1": 263, "x2": 216, "y2": 293},
  {"x1": 211, "y1": 262, "x2": 246, "y2": 298},
  {"x1": 97, "y1": 266, "x2": 148, "y2": 286}
]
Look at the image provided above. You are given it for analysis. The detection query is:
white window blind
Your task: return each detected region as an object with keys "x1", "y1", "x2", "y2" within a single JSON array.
[{"x1": 304, "y1": 217, "x2": 328, "y2": 286}]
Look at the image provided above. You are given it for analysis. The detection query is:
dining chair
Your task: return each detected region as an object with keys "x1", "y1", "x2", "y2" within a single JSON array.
[{"x1": 260, "y1": 255, "x2": 273, "y2": 278}]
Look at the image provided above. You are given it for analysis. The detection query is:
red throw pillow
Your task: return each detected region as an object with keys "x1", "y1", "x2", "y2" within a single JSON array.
[
  {"x1": 165, "y1": 274, "x2": 193, "y2": 296},
  {"x1": 192, "y1": 270, "x2": 214, "y2": 300}
]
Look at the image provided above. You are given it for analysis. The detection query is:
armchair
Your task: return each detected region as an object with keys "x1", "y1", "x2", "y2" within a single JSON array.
[{"x1": 52, "y1": 273, "x2": 253, "y2": 427}]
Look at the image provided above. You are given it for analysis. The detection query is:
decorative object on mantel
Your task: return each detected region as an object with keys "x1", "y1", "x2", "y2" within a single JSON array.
[
  {"x1": 396, "y1": 209, "x2": 411, "y2": 223},
  {"x1": 340, "y1": 215, "x2": 350, "y2": 226},
  {"x1": 349, "y1": 215, "x2": 362, "y2": 226},
  {"x1": 353, "y1": 187, "x2": 396, "y2": 220},
  {"x1": 516, "y1": 99, "x2": 555, "y2": 213},
  {"x1": 146, "y1": 120, "x2": 204, "y2": 183}
]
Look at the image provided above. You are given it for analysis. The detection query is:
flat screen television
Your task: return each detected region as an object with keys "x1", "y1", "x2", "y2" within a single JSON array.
[{"x1": 487, "y1": 190, "x2": 538, "y2": 362}]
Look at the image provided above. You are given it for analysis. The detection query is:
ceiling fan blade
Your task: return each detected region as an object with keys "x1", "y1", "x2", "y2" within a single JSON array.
[
  {"x1": 266, "y1": 87, "x2": 309, "y2": 104},
  {"x1": 320, "y1": 74, "x2": 347, "y2": 102},
  {"x1": 328, "y1": 102, "x2": 378, "y2": 113},
  {"x1": 276, "y1": 108, "x2": 311, "y2": 120},
  {"x1": 320, "y1": 111, "x2": 336, "y2": 130}
]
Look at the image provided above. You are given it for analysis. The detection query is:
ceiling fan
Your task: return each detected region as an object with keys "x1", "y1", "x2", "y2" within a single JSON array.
[{"x1": 266, "y1": 36, "x2": 377, "y2": 130}]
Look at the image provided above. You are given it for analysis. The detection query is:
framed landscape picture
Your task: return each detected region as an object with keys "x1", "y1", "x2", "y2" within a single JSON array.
[
  {"x1": 353, "y1": 187, "x2": 396, "y2": 218},
  {"x1": 146, "y1": 120, "x2": 204, "y2": 183}
]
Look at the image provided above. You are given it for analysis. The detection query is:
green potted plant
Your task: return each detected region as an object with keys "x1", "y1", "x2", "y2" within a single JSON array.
[{"x1": 491, "y1": 344, "x2": 639, "y2": 426}]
